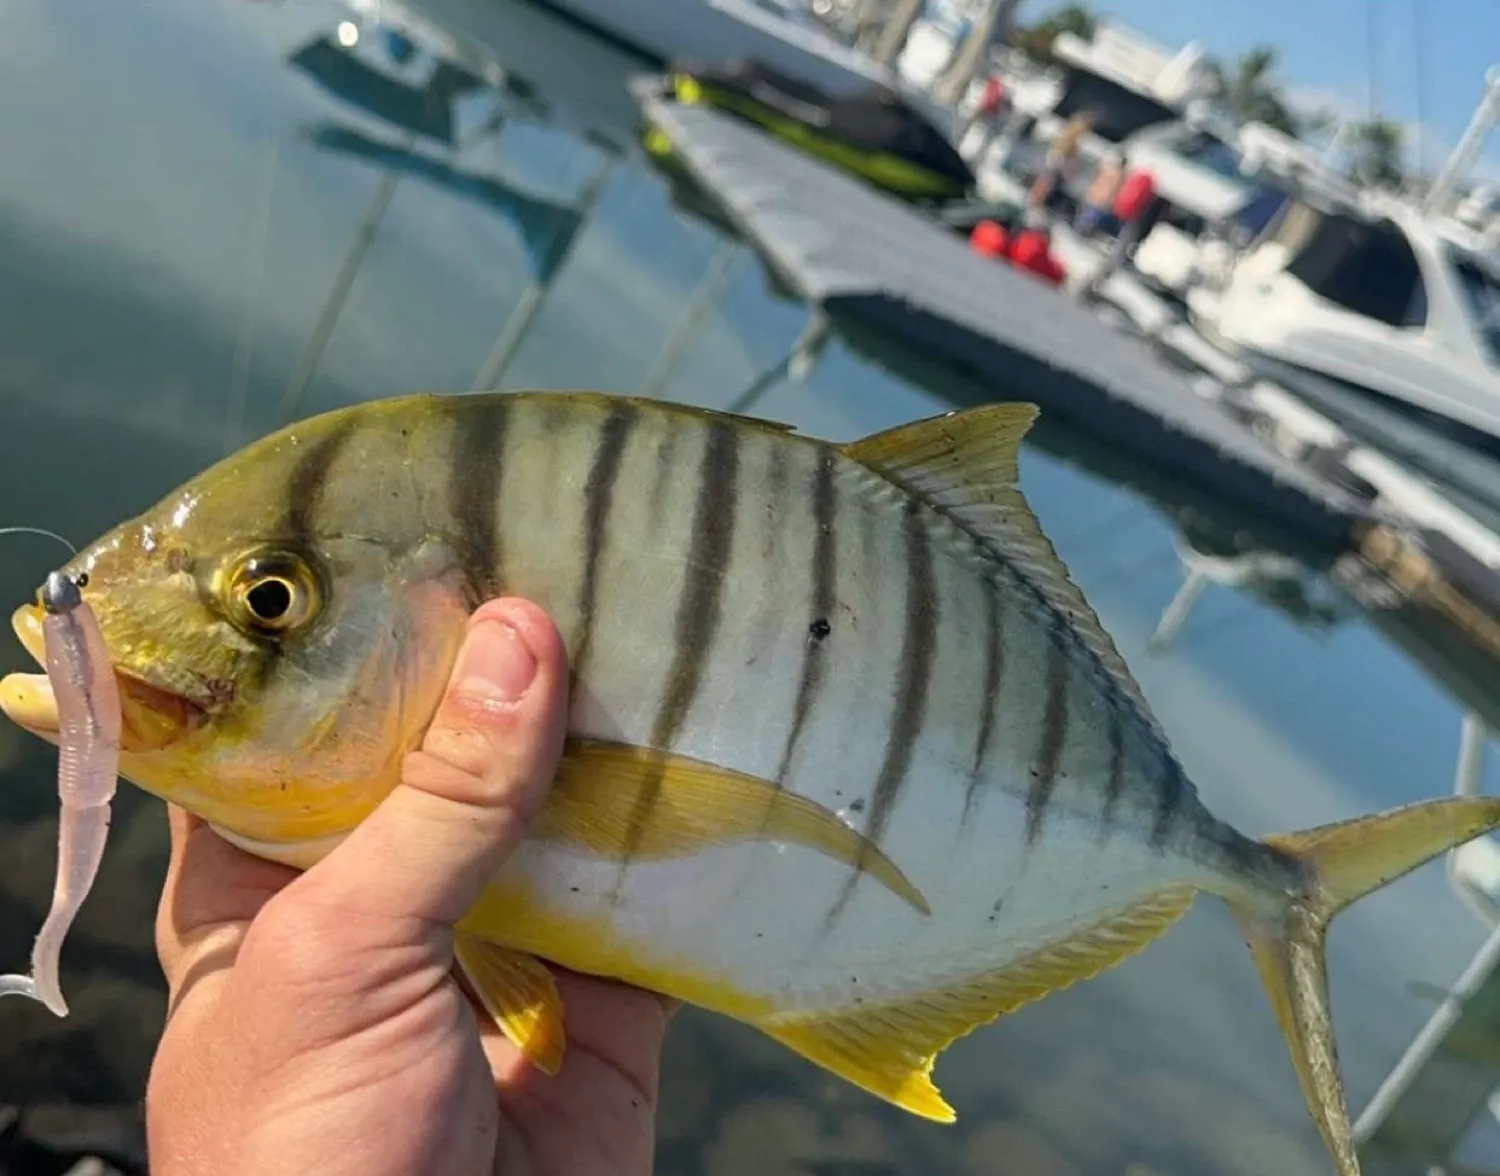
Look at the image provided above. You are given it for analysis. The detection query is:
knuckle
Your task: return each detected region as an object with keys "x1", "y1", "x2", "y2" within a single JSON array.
[
  {"x1": 400, "y1": 746, "x2": 499, "y2": 811},
  {"x1": 413, "y1": 721, "x2": 508, "y2": 788}
]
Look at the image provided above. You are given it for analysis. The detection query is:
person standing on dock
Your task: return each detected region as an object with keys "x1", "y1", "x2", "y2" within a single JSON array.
[
  {"x1": 966, "y1": 74, "x2": 1012, "y2": 158},
  {"x1": 1110, "y1": 166, "x2": 1157, "y2": 252},
  {"x1": 1075, "y1": 150, "x2": 1124, "y2": 238},
  {"x1": 1077, "y1": 164, "x2": 1157, "y2": 298},
  {"x1": 1027, "y1": 112, "x2": 1094, "y2": 215}
]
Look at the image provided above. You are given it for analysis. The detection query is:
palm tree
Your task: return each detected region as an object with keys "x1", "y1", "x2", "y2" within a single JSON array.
[
  {"x1": 1010, "y1": 3, "x2": 1096, "y2": 64},
  {"x1": 1344, "y1": 117, "x2": 1407, "y2": 188},
  {"x1": 1202, "y1": 45, "x2": 1298, "y2": 136}
]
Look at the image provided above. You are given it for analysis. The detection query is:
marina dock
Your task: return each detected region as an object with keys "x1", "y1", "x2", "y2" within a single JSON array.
[
  {"x1": 637, "y1": 87, "x2": 1367, "y2": 551},
  {"x1": 636, "y1": 83, "x2": 1500, "y2": 653}
]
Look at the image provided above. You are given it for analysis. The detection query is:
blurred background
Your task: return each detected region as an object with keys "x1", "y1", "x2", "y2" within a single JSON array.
[{"x1": 1, "y1": 0, "x2": 1500, "y2": 1173}]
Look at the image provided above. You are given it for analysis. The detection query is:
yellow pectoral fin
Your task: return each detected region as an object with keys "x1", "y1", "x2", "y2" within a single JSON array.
[
  {"x1": 454, "y1": 934, "x2": 567, "y2": 1076},
  {"x1": 534, "y1": 739, "x2": 930, "y2": 915},
  {"x1": 761, "y1": 885, "x2": 1196, "y2": 1122}
]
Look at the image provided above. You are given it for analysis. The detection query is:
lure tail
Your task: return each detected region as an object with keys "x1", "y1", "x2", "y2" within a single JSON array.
[{"x1": 1227, "y1": 795, "x2": 1500, "y2": 1176}]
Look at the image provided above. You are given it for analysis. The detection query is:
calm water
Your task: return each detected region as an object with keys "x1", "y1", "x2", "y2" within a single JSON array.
[{"x1": 1, "y1": 1, "x2": 1499, "y2": 1173}]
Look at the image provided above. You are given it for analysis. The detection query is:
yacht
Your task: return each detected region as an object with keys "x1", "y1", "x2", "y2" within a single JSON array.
[
  {"x1": 1127, "y1": 119, "x2": 1363, "y2": 300},
  {"x1": 978, "y1": 24, "x2": 1260, "y2": 250},
  {"x1": 993, "y1": 21, "x2": 1212, "y2": 174},
  {"x1": 1191, "y1": 195, "x2": 1500, "y2": 521}
]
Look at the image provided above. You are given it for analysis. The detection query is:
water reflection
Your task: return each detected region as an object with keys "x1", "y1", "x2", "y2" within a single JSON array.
[{"x1": 1, "y1": 0, "x2": 1499, "y2": 1172}]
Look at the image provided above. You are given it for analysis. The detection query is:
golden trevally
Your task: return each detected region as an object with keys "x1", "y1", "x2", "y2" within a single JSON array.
[{"x1": 3, "y1": 391, "x2": 1495, "y2": 1176}]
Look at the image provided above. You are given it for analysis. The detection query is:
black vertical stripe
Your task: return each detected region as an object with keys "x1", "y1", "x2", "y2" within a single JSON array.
[
  {"x1": 1097, "y1": 705, "x2": 1127, "y2": 841},
  {"x1": 649, "y1": 418, "x2": 741, "y2": 749},
  {"x1": 611, "y1": 418, "x2": 741, "y2": 889},
  {"x1": 572, "y1": 402, "x2": 638, "y2": 677},
  {"x1": 269, "y1": 418, "x2": 356, "y2": 682},
  {"x1": 1149, "y1": 753, "x2": 1186, "y2": 848},
  {"x1": 1024, "y1": 629, "x2": 1071, "y2": 847},
  {"x1": 283, "y1": 419, "x2": 357, "y2": 547},
  {"x1": 827, "y1": 495, "x2": 937, "y2": 922},
  {"x1": 538, "y1": 399, "x2": 571, "y2": 437},
  {"x1": 448, "y1": 396, "x2": 511, "y2": 604},
  {"x1": 961, "y1": 577, "x2": 1005, "y2": 829},
  {"x1": 773, "y1": 449, "x2": 837, "y2": 785}
]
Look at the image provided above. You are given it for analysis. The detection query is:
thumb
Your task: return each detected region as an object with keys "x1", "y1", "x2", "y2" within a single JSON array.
[{"x1": 304, "y1": 597, "x2": 570, "y2": 929}]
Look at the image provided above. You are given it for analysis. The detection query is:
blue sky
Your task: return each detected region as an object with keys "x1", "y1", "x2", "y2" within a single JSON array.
[{"x1": 1030, "y1": 0, "x2": 1500, "y2": 179}]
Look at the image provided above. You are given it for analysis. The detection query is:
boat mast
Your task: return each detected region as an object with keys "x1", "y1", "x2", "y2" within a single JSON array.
[
  {"x1": 1424, "y1": 65, "x2": 1500, "y2": 218},
  {"x1": 869, "y1": 0, "x2": 926, "y2": 66}
]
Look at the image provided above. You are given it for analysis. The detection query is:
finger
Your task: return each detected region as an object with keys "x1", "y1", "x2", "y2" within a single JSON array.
[
  {"x1": 480, "y1": 968, "x2": 666, "y2": 1167},
  {"x1": 547, "y1": 968, "x2": 674, "y2": 1097},
  {"x1": 301, "y1": 598, "x2": 569, "y2": 930},
  {"x1": 464, "y1": 959, "x2": 672, "y2": 1110},
  {"x1": 155, "y1": 803, "x2": 299, "y2": 1001}
]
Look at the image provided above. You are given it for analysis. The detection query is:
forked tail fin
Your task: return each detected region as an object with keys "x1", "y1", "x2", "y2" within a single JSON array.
[{"x1": 1227, "y1": 795, "x2": 1500, "y2": 1176}]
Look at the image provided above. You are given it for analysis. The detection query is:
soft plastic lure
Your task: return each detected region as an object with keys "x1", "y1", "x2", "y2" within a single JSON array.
[{"x1": 0, "y1": 571, "x2": 120, "y2": 1016}]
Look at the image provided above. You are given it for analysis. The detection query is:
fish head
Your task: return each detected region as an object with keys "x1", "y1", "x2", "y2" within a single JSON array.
[{"x1": 0, "y1": 399, "x2": 475, "y2": 850}]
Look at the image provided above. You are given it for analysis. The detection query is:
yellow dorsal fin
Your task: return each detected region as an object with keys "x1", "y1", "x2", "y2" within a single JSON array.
[
  {"x1": 454, "y1": 933, "x2": 567, "y2": 1076},
  {"x1": 841, "y1": 403, "x2": 1165, "y2": 741},
  {"x1": 534, "y1": 739, "x2": 930, "y2": 915},
  {"x1": 759, "y1": 885, "x2": 1196, "y2": 1121}
]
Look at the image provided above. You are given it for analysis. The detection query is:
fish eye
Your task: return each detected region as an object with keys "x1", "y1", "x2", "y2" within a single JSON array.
[
  {"x1": 246, "y1": 578, "x2": 293, "y2": 622},
  {"x1": 225, "y1": 550, "x2": 322, "y2": 636}
]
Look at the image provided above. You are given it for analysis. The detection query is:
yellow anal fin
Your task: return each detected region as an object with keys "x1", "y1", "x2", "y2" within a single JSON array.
[
  {"x1": 533, "y1": 739, "x2": 930, "y2": 915},
  {"x1": 454, "y1": 933, "x2": 567, "y2": 1076},
  {"x1": 760, "y1": 886, "x2": 1196, "y2": 1121}
]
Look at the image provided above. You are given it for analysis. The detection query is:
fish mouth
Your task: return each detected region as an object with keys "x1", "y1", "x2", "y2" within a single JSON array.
[{"x1": 0, "y1": 604, "x2": 204, "y2": 752}]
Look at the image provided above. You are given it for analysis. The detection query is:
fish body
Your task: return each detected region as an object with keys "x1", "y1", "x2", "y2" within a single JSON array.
[
  {"x1": 418, "y1": 397, "x2": 1266, "y2": 1018},
  {"x1": 4, "y1": 390, "x2": 1499, "y2": 1176}
]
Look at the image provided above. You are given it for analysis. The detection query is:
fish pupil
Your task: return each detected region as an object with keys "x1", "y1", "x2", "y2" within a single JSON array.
[{"x1": 247, "y1": 578, "x2": 292, "y2": 622}]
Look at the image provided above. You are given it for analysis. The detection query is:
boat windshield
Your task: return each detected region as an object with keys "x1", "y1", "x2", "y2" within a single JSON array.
[
  {"x1": 1451, "y1": 253, "x2": 1500, "y2": 367},
  {"x1": 1232, "y1": 184, "x2": 1294, "y2": 240},
  {"x1": 1282, "y1": 210, "x2": 1429, "y2": 329},
  {"x1": 1174, "y1": 131, "x2": 1245, "y2": 182}
]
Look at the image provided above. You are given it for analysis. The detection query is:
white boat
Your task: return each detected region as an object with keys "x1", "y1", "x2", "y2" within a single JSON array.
[
  {"x1": 895, "y1": 18, "x2": 961, "y2": 90},
  {"x1": 994, "y1": 21, "x2": 1212, "y2": 165},
  {"x1": 1200, "y1": 199, "x2": 1500, "y2": 437},
  {"x1": 530, "y1": 0, "x2": 953, "y2": 128},
  {"x1": 1119, "y1": 117, "x2": 1266, "y2": 294},
  {"x1": 1191, "y1": 196, "x2": 1500, "y2": 519},
  {"x1": 970, "y1": 21, "x2": 1370, "y2": 302},
  {"x1": 974, "y1": 24, "x2": 1245, "y2": 231},
  {"x1": 1127, "y1": 119, "x2": 1364, "y2": 299},
  {"x1": 1455, "y1": 182, "x2": 1500, "y2": 236}
]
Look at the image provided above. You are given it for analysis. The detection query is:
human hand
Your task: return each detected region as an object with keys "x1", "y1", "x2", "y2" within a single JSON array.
[{"x1": 145, "y1": 598, "x2": 672, "y2": 1176}]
